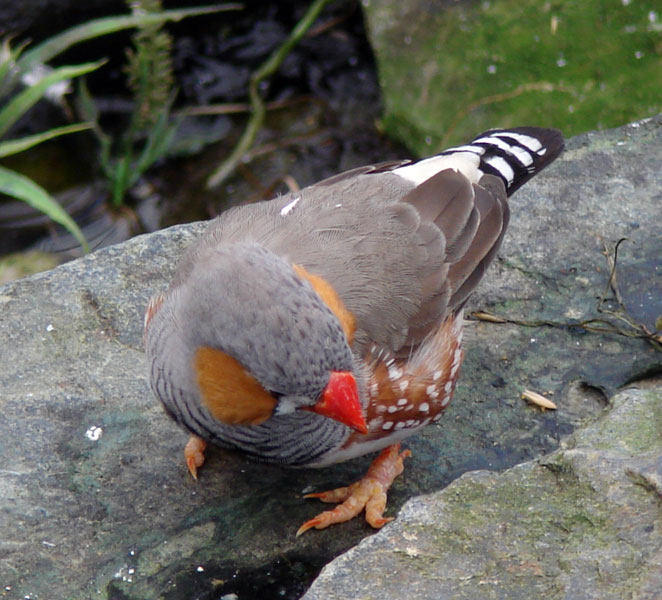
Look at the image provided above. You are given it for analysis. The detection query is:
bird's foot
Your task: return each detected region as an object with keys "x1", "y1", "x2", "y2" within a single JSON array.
[
  {"x1": 296, "y1": 443, "x2": 411, "y2": 536},
  {"x1": 184, "y1": 435, "x2": 207, "y2": 480}
]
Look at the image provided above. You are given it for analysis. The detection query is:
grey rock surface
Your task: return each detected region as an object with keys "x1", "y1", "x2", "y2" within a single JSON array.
[
  {"x1": 0, "y1": 116, "x2": 660, "y2": 599},
  {"x1": 303, "y1": 383, "x2": 662, "y2": 600}
]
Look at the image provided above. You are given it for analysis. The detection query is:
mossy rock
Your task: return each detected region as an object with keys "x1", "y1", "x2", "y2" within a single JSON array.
[{"x1": 362, "y1": 0, "x2": 662, "y2": 154}]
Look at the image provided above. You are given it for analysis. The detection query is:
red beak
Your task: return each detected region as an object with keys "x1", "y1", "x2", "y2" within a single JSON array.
[{"x1": 306, "y1": 371, "x2": 368, "y2": 434}]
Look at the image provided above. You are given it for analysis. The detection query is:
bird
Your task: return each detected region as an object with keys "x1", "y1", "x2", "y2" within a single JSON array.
[{"x1": 144, "y1": 127, "x2": 564, "y2": 536}]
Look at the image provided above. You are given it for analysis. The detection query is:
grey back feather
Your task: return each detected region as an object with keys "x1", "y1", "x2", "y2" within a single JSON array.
[{"x1": 172, "y1": 128, "x2": 564, "y2": 358}]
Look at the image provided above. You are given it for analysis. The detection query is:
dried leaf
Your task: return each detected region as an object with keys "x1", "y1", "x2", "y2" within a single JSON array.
[{"x1": 521, "y1": 389, "x2": 557, "y2": 410}]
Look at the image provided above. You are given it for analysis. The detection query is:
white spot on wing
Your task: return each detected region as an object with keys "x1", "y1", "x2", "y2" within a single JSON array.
[
  {"x1": 382, "y1": 421, "x2": 394, "y2": 430},
  {"x1": 397, "y1": 398, "x2": 408, "y2": 406},
  {"x1": 280, "y1": 196, "x2": 300, "y2": 216},
  {"x1": 399, "y1": 380, "x2": 409, "y2": 392},
  {"x1": 433, "y1": 371, "x2": 443, "y2": 381},
  {"x1": 419, "y1": 402, "x2": 430, "y2": 413}
]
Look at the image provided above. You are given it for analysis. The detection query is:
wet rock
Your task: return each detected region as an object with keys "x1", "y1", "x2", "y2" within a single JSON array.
[
  {"x1": 303, "y1": 384, "x2": 662, "y2": 600},
  {"x1": 0, "y1": 117, "x2": 661, "y2": 599}
]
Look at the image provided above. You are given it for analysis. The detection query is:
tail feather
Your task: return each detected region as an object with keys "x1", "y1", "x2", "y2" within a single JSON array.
[{"x1": 441, "y1": 127, "x2": 565, "y2": 195}]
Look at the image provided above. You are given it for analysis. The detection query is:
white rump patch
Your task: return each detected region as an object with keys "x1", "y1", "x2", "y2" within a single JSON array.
[
  {"x1": 393, "y1": 151, "x2": 481, "y2": 185},
  {"x1": 279, "y1": 196, "x2": 300, "y2": 216}
]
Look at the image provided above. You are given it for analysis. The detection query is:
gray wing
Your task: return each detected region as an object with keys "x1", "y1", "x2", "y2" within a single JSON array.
[
  {"x1": 172, "y1": 169, "x2": 502, "y2": 357},
  {"x1": 175, "y1": 127, "x2": 563, "y2": 356}
]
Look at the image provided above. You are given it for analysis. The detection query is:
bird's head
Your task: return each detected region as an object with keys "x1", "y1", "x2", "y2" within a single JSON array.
[{"x1": 176, "y1": 243, "x2": 367, "y2": 434}]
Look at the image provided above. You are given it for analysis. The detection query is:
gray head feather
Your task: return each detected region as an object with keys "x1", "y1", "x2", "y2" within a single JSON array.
[{"x1": 177, "y1": 242, "x2": 354, "y2": 406}]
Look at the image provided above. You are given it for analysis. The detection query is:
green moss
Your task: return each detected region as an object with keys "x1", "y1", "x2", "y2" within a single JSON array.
[
  {"x1": 0, "y1": 250, "x2": 59, "y2": 284},
  {"x1": 365, "y1": 0, "x2": 662, "y2": 153},
  {"x1": 415, "y1": 463, "x2": 612, "y2": 575},
  {"x1": 578, "y1": 389, "x2": 662, "y2": 453}
]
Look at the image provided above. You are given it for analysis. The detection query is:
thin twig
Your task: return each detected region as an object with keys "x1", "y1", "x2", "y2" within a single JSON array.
[
  {"x1": 471, "y1": 241, "x2": 662, "y2": 351},
  {"x1": 598, "y1": 237, "x2": 629, "y2": 310},
  {"x1": 243, "y1": 128, "x2": 331, "y2": 161},
  {"x1": 173, "y1": 95, "x2": 319, "y2": 118},
  {"x1": 205, "y1": 0, "x2": 333, "y2": 189}
]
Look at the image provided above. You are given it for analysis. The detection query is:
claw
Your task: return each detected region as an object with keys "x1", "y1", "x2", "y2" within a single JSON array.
[
  {"x1": 184, "y1": 435, "x2": 207, "y2": 480},
  {"x1": 303, "y1": 482, "x2": 357, "y2": 503},
  {"x1": 297, "y1": 444, "x2": 411, "y2": 536},
  {"x1": 296, "y1": 515, "x2": 327, "y2": 537}
]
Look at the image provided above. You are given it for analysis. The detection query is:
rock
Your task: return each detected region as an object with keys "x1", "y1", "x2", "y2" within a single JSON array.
[
  {"x1": 0, "y1": 117, "x2": 661, "y2": 599},
  {"x1": 361, "y1": 0, "x2": 662, "y2": 154},
  {"x1": 303, "y1": 383, "x2": 662, "y2": 600}
]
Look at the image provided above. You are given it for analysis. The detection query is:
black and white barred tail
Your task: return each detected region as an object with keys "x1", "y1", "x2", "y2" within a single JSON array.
[
  {"x1": 442, "y1": 127, "x2": 564, "y2": 194},
  {"x1": 393, "y1": 127, "x2": 564, "y2": 196}
]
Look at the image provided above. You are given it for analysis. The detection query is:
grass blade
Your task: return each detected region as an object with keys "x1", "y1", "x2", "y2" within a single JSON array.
[
  {"x1": 0, "y1": 61, "x2": 103, "y2": 138},
  {"x1": 0, "y1": 165, "x2": 89, "y2": 253},
  {"x1": 0, "y1": 122, "x2": 92, "y2": 158},
  {"x1": 18, "y1": 4, "x2": 243, "y2": 72}
]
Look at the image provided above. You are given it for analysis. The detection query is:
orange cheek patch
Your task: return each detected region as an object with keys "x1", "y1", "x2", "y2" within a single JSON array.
[
  {"x1": 194, "y1": 346, "x2": 277, "y2": 426},
  {"x1": 292, "y1": 264, "x2": 356, "y2": 346}
]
